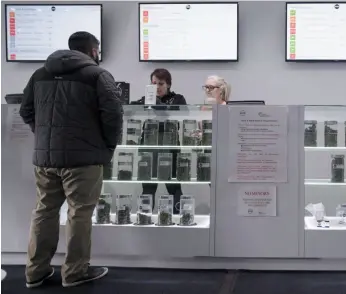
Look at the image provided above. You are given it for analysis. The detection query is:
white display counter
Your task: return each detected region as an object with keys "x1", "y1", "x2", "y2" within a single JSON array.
[{"x1": 1, "y1": 104, "x2": 345, "y2": 270}]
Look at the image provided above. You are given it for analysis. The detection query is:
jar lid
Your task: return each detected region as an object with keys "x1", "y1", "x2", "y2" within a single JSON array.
[{"x1": 332, "y1": 155, "x2": 345, "y2": 158}]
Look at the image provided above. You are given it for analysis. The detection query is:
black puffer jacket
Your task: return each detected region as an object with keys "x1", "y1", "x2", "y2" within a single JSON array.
[{"x1": 20, "y1": 50, "x2": 123, "y2": 168}]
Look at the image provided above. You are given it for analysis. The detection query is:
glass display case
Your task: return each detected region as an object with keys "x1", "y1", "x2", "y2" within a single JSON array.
[
  {"x1": 304, "y1": 106, "x2": 346, "y2": 232},
  {"x1": 99, "y1": 105, "x2": 212, "y2": 229}
]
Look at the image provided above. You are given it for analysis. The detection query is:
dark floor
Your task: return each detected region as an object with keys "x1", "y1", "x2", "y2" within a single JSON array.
[{"x1": 1, "y1": 265, "x2": 346, "y2": 294}]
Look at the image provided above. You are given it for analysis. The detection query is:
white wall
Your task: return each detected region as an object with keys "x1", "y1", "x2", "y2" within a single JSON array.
[{"x1": 2, "y1": 1, "x2": 346, "y2": 105}]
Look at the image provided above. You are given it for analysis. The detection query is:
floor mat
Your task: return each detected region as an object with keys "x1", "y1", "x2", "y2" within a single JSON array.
[
  {"x1": 233, "y1": 271, "x2": 346, "y2": 294},
  {"x1": 1, "y1": 265, "x2": 227, "y2": 294}
]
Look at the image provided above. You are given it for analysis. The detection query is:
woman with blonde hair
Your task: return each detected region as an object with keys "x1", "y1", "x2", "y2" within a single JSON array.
[{"x1": 202, "y1": 75, "x2": 231, "y2": 105}]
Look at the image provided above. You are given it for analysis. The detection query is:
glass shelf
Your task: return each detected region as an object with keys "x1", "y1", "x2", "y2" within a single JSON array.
[
  {"x1": 305, "y1": 147, "x2": 346, "y2": 151},
  {"x1": 117, "y1": 145, "x2": 212, "y2": 150},
  {"x1": 104, "y1": 179, "x2": 211, "y2": 184},
  {"x1": 305, "y1": 180, "x2": 346, "y2": 186}
]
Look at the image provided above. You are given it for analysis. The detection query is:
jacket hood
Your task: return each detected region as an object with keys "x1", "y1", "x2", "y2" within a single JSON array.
[{"x1": 45, "y1": 50, "x2": 97, "y2": 75}]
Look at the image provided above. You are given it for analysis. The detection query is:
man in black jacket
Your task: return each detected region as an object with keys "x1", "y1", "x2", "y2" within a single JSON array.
[{"x1": 20, "y1": 32, "x2": 123, "y2": 288}]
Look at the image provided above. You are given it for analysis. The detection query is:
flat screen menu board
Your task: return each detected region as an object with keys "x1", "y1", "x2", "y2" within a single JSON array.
[
  {"x1": 139, "y1": 2, "x2": 238, "y2": 61},
  {"x1": 286, "y1": 2, "x2": 346, "y2": 61},
  {"x1": 5, "y1": 4, "x2": 102, "y2": 62}
]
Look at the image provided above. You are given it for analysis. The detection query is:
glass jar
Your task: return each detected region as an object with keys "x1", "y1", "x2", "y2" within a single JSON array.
[
  {"x1": 201, "y1": 120, "x2": 213, "y2": 146},
  {"x1": 183, "y1": 120, "x2": 198, "y2": 146},
  {"x1": 96, "y1": 193, "x2": 112, "y2": 224},
  {"x1": 176, "y1": 153, "x2": 192, "y2": 181},
  {"x1": 157, "y1": 195, "x2": 174, "y2": 226},
  {"x1": 157, "y1": 153, "x2": 173, "y2": 181},
  {"x1": 103, "y1": 157, "x2": 113, "y2": 180},
  {"x1": 137, "y1": 152, "x2": 153, "y2": 181},
  {"x1": 126, "y1": 119, "x2": 142, "y2": 145},
  {"x1": 117, "y1": 152, "x2": 134, "y2": 180},
  {"x1": 336, "y1": 204, "x2": 346, "y2": 224},
  {"x1": 324, "y1": 121, "x2": 338, "y2": 147},
  {"x1": 197, "y1": 153, "x2": 211, "y2": 181},
  {"x1": 136, "y1": 194, "x2": 153, "y2": 225},
  {"x1": 179, "y1": 195, "x2": 195, "y2": 226},
  {"x1": 162, "y1": 120, "x2": 179, "y2": 146},
  {"x1": 331, "y1": 155, "x2": 344, "y2": 183},
  {"x1": 115, "y1": 194, "x2": 132, "y2": 225},
  {"x1": 143, "y1": 119, "x2": 159, "y2": 145},
  {"x1": 304, "y1": 120, "x2": 317, "y2": 147}
]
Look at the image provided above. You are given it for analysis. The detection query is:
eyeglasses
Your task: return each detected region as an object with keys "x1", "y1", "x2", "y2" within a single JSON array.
[{"x1": 202, "y1": 85, "x2": 219, "y2": 91}]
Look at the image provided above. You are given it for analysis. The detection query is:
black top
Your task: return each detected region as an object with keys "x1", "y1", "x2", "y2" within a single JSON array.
[{"x1": 19, "y1": 50, "x2": 124, "y2": 168}]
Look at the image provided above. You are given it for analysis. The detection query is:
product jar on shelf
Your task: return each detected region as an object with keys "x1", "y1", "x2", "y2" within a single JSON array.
[
  {"x1": 179, "y1": 195, "x2": 195, "y2": 226},
  {"x1": 157, "y1": 153, "x2": 173, "y2": 181},
  {"x1": 136, "y1": 194, "x2": 153, "y2": 225},
  {"x1": 103, "y1": 157, "x2": 113, "y2": 180},
  {"x1": 201, "y1": 120, "x2": 213, "y2": 146},
  {"x1": 324, "y1": 121, "x2": 338, "y2": 147},
  {"x1": 157, "y1": 195, "x2": 174, "y2": 226},
  {"x1": 163, "y1": 120, "x2": 179, "y2": 146},
  {"x1": 176, "y1": 153, "x2": 192, "y2": 181},
  {"x1": 182, "y1": 119, "x2": 198, "y2": 146},
  {"x1": 331, "y1": 155, "x2": 344, "y2": 183},
  {"x1": 143, "y1": 119, "x2": 159, "y2": 146},
  {"x1": 117, "y1": 152, "x2": 134, "y2": 180},
  {"x1": 126, "y1": 119, "x2": 142, "y2": 145},
  {"x1": 137, "y1": 152, "x2": 153, "y2": 181},
  {"x1": 197, "y1": 153, "x2": 211, "y2": 181},
  {"x1": 115, "y1": 194, "x2": 132, "y2": 225},
  {"x1": 96, "y1": 193, "x2": 112, "y2": 224},
  {"x1": 304, "y1": 120, "x2": 317, "y2": 147}
]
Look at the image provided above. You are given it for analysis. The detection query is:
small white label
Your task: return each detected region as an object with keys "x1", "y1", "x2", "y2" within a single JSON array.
[
  {"x1": 199, "y1": 163, "x2": 210, "y2": 168},
  {"x1": 179, "y1": 163, "x2": 189, "y2": 167},
  {"x1": 333, "y1": 164, "x2": 344, "y2": 169},
  {"x1": 145, "y1": 85, "x2": 157, "y2": 105},
  {"x1": 139, "y1": 162, "x2": 148, "y2": 167},
  {"x1": 160, "y1": 161, "x2": 171, "y2": 166}
]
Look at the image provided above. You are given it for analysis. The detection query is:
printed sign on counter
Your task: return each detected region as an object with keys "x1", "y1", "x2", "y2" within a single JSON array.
[
  {"x1": 237, "y1": 185, "x2": 277, "y2": 217},
  {"x1": 228, "y1": 106, "x2": 288, "y2": 183}
]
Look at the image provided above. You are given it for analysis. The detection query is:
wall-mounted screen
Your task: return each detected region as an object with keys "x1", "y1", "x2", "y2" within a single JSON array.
[
  {"x1": 138, "y1": 2, "x2": 239, "y2": 61},
  {"x1": 5, "y1": 4, "x2": 102, "y2": 62},
  {"x1": 286, "y1": 2, "x2": 346, "y2": 62}
]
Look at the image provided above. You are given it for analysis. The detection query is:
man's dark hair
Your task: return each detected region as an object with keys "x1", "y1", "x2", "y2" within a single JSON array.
[
  {"x1": 68, "y1": 31, "x2": 100, "y2": 55},
  {"x1": 150, "y1": 68, "x2": 172, "y2": 87}
]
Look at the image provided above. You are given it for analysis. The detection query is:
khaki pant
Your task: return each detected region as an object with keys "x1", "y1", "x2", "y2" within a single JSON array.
[{"x1": 25, "y1": 165, "x2": 103, "y2": 284}]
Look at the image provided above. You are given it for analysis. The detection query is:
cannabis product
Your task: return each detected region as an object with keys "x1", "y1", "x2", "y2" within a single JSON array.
[
  {"x1": 157, "y1": 153, "x2": 173, "y2": 181},
  {"x1": 197, "y1": 153, "x2": 211, "y2": 181},
  {"x1": 304, "y1": 120, "x2": 317, "y2": 147},
  {"x1": 183, "y1": 120, "x2": 198, "y2": 146},
  {"x1": 176, "y1": 153, "x2": 192, "y2": 181},
  {"x1": 103, "y1": 158, "x2": 113, "y2": 180},
  {"x1": 179, "y1": 195, "x2": 195, "y2": 226},
  {"x1": 163, "y1": 120, "x2": 179, "y2": 146},
  {"x1": 336, "y1": 204, "x2": 346, "y2": 224},
  {"x1": 126, "y1": 119, "x2": 142, "y2": 145},
  {"x1": 202, "y1": 120, "x2": 213, "y2": 146},
  {"x1": 324, "y1": 121, "x2": 338, "y2": 147},
  {"x1": 96, "y1": 193, "x2": 112, "y2": 224},
  {"x1": 137, "y1": 152, "x2": 153, "y2": 181},
  {"x1": 115, "y1": 194, "x2": 132, "y2": 225},
  {"x1": 136, "y1": 194, "x2": 153, "y2": 225},
  {"x1": 117, "y1": 152, "x2": 134, "y2": 180},
  {"x1": 331, "y1": 155, "x2": 344, "y2": 183},
  {"x1": 157, "y1": 195, "x2": 174, "y2": 226},
  {"x1": 143, "y1": 119, "x2": 159, "y2": 145}
]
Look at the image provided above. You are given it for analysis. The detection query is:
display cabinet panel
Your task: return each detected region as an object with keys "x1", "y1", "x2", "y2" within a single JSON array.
[
  {"x1": 304, "y1": 106, "x2": 346, "y2": 258},
  {"x1": 59, "y1": 105, "x2": 213, "y2": 257}
]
